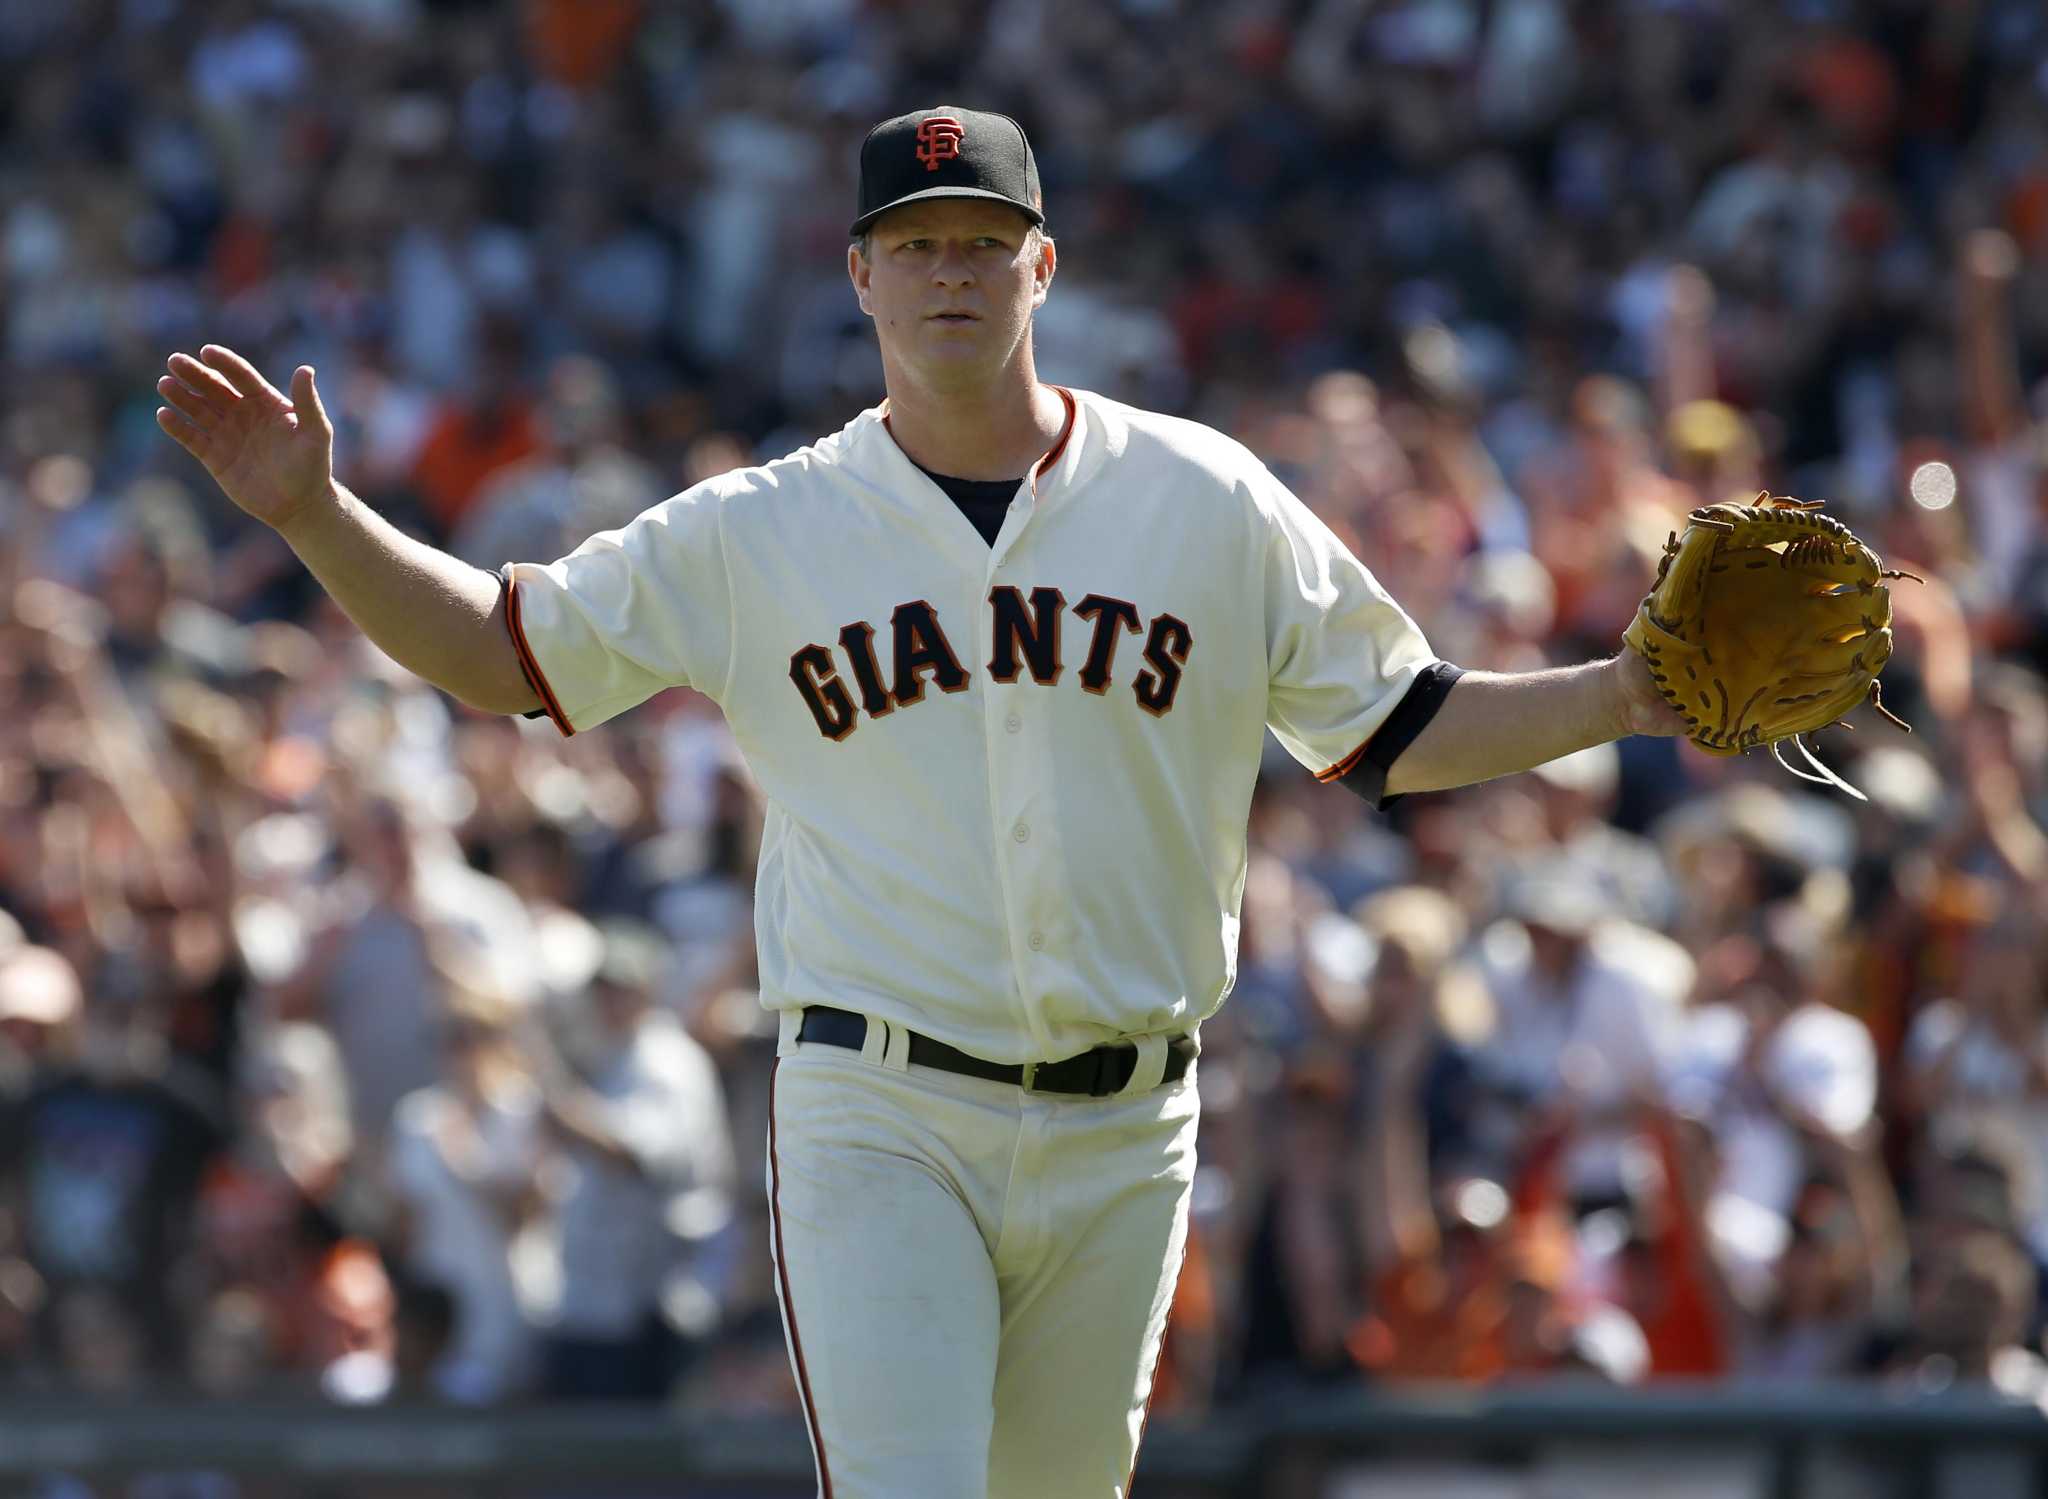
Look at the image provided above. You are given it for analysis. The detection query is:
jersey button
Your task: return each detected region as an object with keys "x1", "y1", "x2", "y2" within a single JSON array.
[
  {"x1": 1027, "y1": 931, "x2": 1045, "y2": 951},
  {"x1": 1012, "y1": 822, "x2": 1030, "y2": 843},
  {"x1": 1005, "y1": 713, "x2": 1022, "y2": 733}
]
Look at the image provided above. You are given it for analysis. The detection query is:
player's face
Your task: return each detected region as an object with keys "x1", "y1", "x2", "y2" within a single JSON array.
[{"x1": 850, "y1": 200, "x2": 1053, "y2": 389}]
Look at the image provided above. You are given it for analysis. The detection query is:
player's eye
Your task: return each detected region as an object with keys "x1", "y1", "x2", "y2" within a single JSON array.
[{"x1": 898, "y1": 238, "x2": 933, "y2": 251}]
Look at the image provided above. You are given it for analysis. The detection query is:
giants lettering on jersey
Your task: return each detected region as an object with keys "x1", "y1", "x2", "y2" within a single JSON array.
[{"x1": 789, "y1": 586, "x2": 1193, "y2": 739}]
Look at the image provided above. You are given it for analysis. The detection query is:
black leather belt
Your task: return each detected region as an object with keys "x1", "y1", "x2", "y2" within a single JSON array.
[{"x1": 797, "y1": 1006, "x2": 1194, "y2": 1098}]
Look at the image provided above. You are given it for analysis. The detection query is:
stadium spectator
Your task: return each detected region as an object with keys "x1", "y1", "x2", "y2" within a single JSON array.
[
  {"x1": 525, "y1": 921, "x2": 733, "y2": 1401},
  {"x1": 1883, "y1": 1229, "x2": 2046, "y2": 1399},
  {"x1": 1, "y1": 972, "x2": 225, "y2": 1379},
  {"x1": 383, "y1": 975, "x2": 541, "y2": 1404},
  {"x1": 277, "y1": 789, "x2": 533, "y2": 1147},
  {"x1": 1468, "y1": 862, "x2": 1680, "y2": 1206}
]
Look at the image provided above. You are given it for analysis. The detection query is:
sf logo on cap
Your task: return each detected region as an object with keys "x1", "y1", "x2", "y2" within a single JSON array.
[{"x1": 915, "y1": 116, "x2": 964, "y2": 172}]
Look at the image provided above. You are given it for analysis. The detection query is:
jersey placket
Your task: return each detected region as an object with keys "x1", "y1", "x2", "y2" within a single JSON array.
[{"x1": 977, "y1": 455, "x2": 1070, "y2": 1062}]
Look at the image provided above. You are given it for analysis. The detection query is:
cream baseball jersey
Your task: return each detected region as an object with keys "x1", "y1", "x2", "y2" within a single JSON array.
[{"x1": 501, "y1": 386, "x2": 1445, "y2": 1064}]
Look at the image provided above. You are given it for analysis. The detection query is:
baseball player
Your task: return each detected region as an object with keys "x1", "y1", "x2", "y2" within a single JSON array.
[{"x1": 157, "y1": 107, "x2": 1681, "y2": 1498}]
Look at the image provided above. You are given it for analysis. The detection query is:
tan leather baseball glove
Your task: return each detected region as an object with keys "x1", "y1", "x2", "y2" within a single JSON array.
[{"x1": 1623, "y1": 493, "x2": 1921, "y2": 798}]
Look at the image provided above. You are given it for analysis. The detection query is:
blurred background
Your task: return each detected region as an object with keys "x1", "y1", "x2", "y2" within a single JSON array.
[{"x1": 1, "y1": 0, "x2": 2047, "y2": 1495}]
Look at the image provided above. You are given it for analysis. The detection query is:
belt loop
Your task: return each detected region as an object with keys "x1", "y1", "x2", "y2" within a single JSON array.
[
  {"x1": 879, "y1": 1019, "x2": 911, "y2": 1072},
  {"x1": 859, "y1": 1015, "x2": 889, "y2": 1067},
  {"x1": 777, "y1": 1008, "x2": 804, "y2": 1057},
  {"x1": 1119, "y1": 1034, "x2": 1168, "y2": 1097}
]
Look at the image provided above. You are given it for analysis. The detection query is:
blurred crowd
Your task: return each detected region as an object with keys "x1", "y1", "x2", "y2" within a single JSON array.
[{"x1": 2, "y1": 0, "x2": 2048, "y2": 1426}]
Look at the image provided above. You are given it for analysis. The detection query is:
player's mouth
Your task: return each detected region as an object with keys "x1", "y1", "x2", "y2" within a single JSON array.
[{"x1": 928, "y1": 310, "x2": 980, "y2": 323}]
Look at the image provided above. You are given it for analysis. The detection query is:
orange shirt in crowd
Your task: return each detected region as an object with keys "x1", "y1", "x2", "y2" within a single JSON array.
[
  {"x1": 524, "y1": 0, "x2": 645, "y2": 91},
  {"x1": 1633, "y1": 1236, "x2": 1730, "y2": 1379},
  {"x1": 409, "y1": 399, "x2": 545, "y2": 534},
  {"x1": 1349, "y1": 1252, "x2": 1508, "y2": 1383},
  {"x1": 1632, "y1": 1113, "x2": 1733, "y2": 1379}
]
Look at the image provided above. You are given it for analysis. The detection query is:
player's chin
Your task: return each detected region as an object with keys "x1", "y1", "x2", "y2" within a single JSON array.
[{"x1": 912, "y1": 328, "x2": 1000, "y2": 368}]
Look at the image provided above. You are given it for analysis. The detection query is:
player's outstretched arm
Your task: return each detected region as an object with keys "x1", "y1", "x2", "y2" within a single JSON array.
[
  {"x1": 1381, "y1": 652, "x2": 1682, "y2": 796},
  {"x1": 156, "y1": 346, "x2": 540, "y2": 718}
]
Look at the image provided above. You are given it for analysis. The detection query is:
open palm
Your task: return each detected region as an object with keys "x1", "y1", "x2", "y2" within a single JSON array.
[{"x1": 155, "y1": 345, "x2": 335, "y2": 532}]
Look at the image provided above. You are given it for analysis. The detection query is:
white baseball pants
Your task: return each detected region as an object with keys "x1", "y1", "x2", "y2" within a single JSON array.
[{"x1": 766, "y1": 1010, "x2": 1199, "y2": 1499}]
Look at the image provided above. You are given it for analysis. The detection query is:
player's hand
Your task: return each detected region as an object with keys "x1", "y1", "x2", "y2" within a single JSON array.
[
  {"x1": 156, "y1": 346, "x2": 336, "y2": 534},
  {"x1": 1610, "y1": 647, "x2": 1686, "y2": 738}
]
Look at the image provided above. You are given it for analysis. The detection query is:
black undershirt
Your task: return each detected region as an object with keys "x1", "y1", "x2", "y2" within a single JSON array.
[{"x1": 914, "y1": 463, "x2": 1022, "y2": 547}]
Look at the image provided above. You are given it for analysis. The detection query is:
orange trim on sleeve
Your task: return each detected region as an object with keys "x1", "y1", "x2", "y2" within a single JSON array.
[
  {"x1": 1314, "y1": 734, "x2": 1374, "y2": 784},
  {"x1": 503, "y1": 572, "x2": 577, "y2": 738}
]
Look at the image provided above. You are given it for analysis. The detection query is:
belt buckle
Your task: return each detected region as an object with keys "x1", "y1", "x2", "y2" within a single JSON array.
[{"x1": 1019, "y1": 1061, "x2": 1039, "y2": 1092}]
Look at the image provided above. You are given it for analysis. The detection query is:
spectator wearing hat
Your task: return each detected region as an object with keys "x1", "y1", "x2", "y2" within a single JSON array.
[
  {"x1": 1665, "y1": 401, "x2": 1764, "y2": 512},
  {"x1": 384, "y1": 978, "x2": 541, "y2": 1405},
  {"x1": 1468, "y1": 860, "x2": 1680, "y2": 1208},
  {"x1": 1522, "y1": 742, "x2": 1675, "y2": 927},
  {"x1": 525, "y1": 920, "x2": 733, "y2": 1401},
  {"x1": 1665, "y1": 912, "x2": 1880, "y2": 1296}
]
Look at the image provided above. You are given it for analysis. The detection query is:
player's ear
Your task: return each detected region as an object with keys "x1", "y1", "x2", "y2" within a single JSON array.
[
  {"x1": 849, "y1": 242, "x2": 873, "y2": 316},
  {"x1": 1031, "y1": 232, "x2": 1055, "y2": 310}
]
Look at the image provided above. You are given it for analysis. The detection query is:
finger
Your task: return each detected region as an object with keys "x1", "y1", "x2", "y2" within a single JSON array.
[
  {"x1": 167, "y1": 351, "x2": 242, "y2": 405},
  {"x1": 156, "y1": 375, "x2": 218, "y2": 429},
  {"x1": 199, "y1": 344, "x2": 286, "y2": 407},
  {"x1": 156, "y1": 404, "x2": 210, "y2": 456},
  {"x1": 289, "y1": 365, "x2": 332, "y2": 439}
]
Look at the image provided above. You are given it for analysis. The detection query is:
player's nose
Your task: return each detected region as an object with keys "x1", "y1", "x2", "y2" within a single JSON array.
[{"x1": 928, "y1": 241, "x2": 976, "y2": 286}]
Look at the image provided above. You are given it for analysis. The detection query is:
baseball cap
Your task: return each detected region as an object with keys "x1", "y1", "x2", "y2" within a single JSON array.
[
  {"x1": 850, "y1": 106, "x2": 1043, "y2": 238},
  {"x1": 1500, "y1": 859, "x2": 1605, "y2": 936},
  {"x1": 593, "y1": 918, "x2": 668, "y2": 993}
]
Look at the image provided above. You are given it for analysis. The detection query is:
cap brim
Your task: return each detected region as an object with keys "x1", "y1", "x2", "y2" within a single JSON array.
[{"x1": 850, "y1": 187, "x2": 1044, "y2": 238}]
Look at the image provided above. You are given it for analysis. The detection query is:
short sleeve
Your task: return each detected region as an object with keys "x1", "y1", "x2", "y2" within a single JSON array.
[
  {"x1": 500, "y1": 483, "x2": 734, "y2": 735},
  {"x1": 1261, "y1": 473, "x2": 1440, "y2": 783}
]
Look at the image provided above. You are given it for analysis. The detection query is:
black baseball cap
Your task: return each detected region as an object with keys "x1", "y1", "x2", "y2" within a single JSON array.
[{"x1": 850, "y1": 106, "x2": 1044, "y2": 238}]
